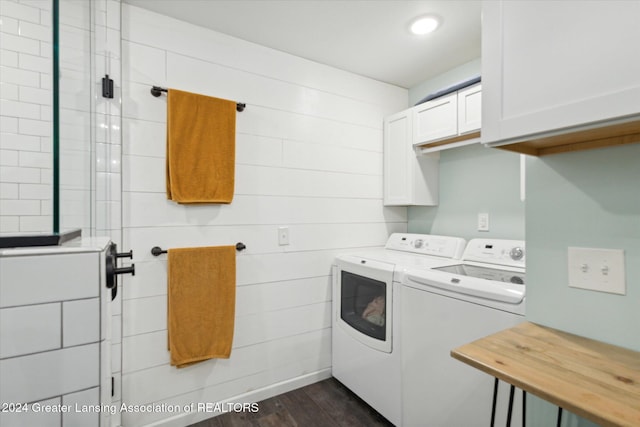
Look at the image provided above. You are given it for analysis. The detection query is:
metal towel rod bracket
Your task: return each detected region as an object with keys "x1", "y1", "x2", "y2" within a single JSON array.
[
  {"x1": 150, "y1": 86, "x2": 246, "y2": 112},
  {"x1": 151, "y1": 242, "x2": 246, "y2": 256}
]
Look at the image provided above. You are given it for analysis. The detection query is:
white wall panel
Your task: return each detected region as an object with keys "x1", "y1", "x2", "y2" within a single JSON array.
[
  {"x1": 236, "y1": 134, "x2": 284, "y2": 167},
  {"x1": 121, "y1": 154, "x2": 164, "y2": 192},
  {"x1": 122, "y1": 80, "x2": 166, "y2": 122},
  {"x1": 124, "y1": 156, "x2": 384, "y2": 198},
  {"x1": 282, "y1": 139, "x2": 382, "y2": 175},
  {"x1": 121, "y1": 117, "x2": 165, "y2": 157},
  {"x1": 167, "y1": 53, "x2": 383, "y2": 129},
  {"x1": 122, "y1": 6, "x2": 405, "y2": 109},
  {"x1": 233, "y1": 302, "x2": 331, "y2": 348},
  {"x1": 237, "y1": 106, "x2": 383, "y2": 152},
  {"x1": 121, "y1": 5, "x2": 407, "y2": 425},
  {"x1": 123, "y1": 356, "x2": 330, "y2": 427},
  {"x1": 122, "y1": 294, "x2": 166, "y2": 337},
  {"x1": 122, "y1": 328, "x2": 331, "y2": 408},
  {"x1": 124, "y1": 222, "x2": 405, "y2": 263},
  {"x1": 121, "y1": 41, "x2": 166, "y2": 86},
  {"x1": 235, "y1": 250, "x2": 344, "y2": 286},
  {"x1": 234, "y1": 277, "x2": 331, "y2": 317},
  {"x1": 122, "y1": 330, "x2": 168, "y2": 373},
  {"x1": 124, "y1": 249, "x2": 350, "y2": 300},
  {"x1": 120, "y1": 101, "x2": 383, "y2": 158},
  {"x1": 124, "y1": 295, "x2": 328, "y2": 344},
  {"x1": 122, "y1": 287, "x2": 331, "y2": 374},
  {"x1": 124, "y1": 193, "x2": 405, "y2": 228},
  {"x1": 234, "y1": 164, "x2": 383, "y2": 199}
]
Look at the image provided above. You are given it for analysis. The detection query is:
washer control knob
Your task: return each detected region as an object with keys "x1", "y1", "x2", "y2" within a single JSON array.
[
  {"x1": 414, "y1": 239, "x2": 424, "y2": 249},
  {"x1": 510, "y1": 247, "x2": 524, "y2": 261}
]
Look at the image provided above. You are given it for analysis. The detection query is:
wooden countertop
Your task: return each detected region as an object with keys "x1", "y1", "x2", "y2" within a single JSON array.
[{"x1": 451, "y1": 322, "x2": 640, "y2": 427}]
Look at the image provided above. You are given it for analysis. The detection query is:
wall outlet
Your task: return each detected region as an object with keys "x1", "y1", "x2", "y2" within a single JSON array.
[
  {"x1": 477, "y1": 213, "x2": 489, "y2": 231},
  {"x1": 567, "y1": 247, "x2": 626, "y2": 295},
  {"x1": 278, "y1": 226, "x2": 290, "y2": 246}
]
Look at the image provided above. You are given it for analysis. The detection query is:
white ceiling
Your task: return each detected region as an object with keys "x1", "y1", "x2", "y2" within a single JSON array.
[{"x1": 123, "y1": 0, "x2": 481, "y2": 89}]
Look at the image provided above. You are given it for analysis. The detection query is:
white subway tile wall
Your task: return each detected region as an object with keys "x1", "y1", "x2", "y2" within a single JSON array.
[
  {"x1": 0, "y1": 303, "x2": 61, "y2": 358},
  {"x1": 57, "y1": 0, "x2": 93, "y2": 236},
  {"x1": 0, "y1": 238, "x2": 121, "y2": 427},
  {"x1": 0, "y1": 248, "x2": 108, "y2": 427},
  {"x1": 0, "y1": 0, "x2": 53, "y2": 234},
  {"x1": 93, "y1": 0, "x2": 123, "y2": 250},
  {"x1": 0, "y1": 0, "x2": 122, "y2": 239},
  {"x1": 121, "y1": 4, "x2": 408, "y2": 427}
]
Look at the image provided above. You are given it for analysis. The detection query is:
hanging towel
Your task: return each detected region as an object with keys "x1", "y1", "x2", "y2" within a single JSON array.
[
  {"x1": 166, "y1": 89, "x2": 236, "y2": 203},
  {"x1": 167, "y1": 246, "x2": 236, "y2": 367}
]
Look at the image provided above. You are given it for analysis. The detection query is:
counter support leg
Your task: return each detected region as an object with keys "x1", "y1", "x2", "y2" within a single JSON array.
[
  {"x1": 506, "y1": 385, "x2": 515, "y2": 426},
  {"x1": 557, "y1": 407, "x2": 563, "y2": 427},
  {"x1": 491, "y1": 377, "x2": 499, "y2": 427},
  {"x1": 522, "y1": 390, "x2": 526, "y2": 427}
]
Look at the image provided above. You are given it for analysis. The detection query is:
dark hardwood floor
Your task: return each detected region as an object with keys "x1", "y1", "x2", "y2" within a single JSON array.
[{"x1": 188, "y1": 377, "x2": 394, "y2": 427}]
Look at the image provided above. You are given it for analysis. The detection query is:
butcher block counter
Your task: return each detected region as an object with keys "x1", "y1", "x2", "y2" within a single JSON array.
[{"x1": 451, "y1": 322, "x2": 640, "y2": 427}]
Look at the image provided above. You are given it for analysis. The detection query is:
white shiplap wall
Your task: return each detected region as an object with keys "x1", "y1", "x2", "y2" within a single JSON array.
[{"x1": 121, "y1": 5, "x2": 407, "y2": 426}]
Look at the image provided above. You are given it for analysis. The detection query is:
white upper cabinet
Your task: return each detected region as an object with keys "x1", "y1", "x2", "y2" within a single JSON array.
[
  {"x1": 413, "y1": 92, "x2": 458, "y2": 144},
  {"x1": 413, "y1": 83, "x2": 482, "y2": 153},
  {"x1": 384, "y1": 110, "x2": 438, "y2": 206},
  {"x1": 457, "y1": 83, "x2": 482, "y2": 135},
  {"x1": 482, "y1": 1, "x2": 640, "y2": 155}
]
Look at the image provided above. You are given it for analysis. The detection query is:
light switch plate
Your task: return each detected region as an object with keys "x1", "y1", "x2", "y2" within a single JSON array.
[
  {"x1": 477, "y1": 213, "x2": 489, "y2": 231},
  {"x1": 567, "y1": 247, "x2": 625, "y2": 295}
]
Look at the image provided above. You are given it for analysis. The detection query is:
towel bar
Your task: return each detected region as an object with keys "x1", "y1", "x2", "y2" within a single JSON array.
[
  {"x1": 151, "y1": 243, "x2": 246, "y2": 256},
  {"x1": 150, "y1": 86, "x2": 246, "y2": 112}
]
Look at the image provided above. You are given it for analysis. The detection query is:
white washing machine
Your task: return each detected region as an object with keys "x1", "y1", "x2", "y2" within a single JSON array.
[
  {"x1": 401, "y1": 239, "x2": 526, "y2": 427},
  {"x1": 332, "y1": 233, "x2": 466, "y2": 426}
]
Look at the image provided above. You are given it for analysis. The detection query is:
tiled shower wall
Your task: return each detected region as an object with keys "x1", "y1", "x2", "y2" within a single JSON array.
[
  {"x1": 92, "y1": 0, "x2": 122, "y2": 245},
  {"x1": 0, "y1": 0, "x2": 54, "y2": 234},
  {"x1": 0, "y1": 0, "x2": 122, "y2": 240},
  {"x1": 121, "y1": 4, "x2": 407, "y2": 426},
  {"x1": 1, "y1": 1, "x2": 123, "y2": 424}
]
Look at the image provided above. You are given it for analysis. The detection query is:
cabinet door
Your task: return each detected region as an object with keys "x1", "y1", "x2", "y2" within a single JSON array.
[
  {"x1": 384, "y1": 110, "x2": 439, "y2": 206},
  {"x1": 457, "y1": 83, "x2": 482, "y2": 135},
  {"x1": 413, "y1": 92, "x2": 458, "y2": 144},
  {"x1": 482, "y1": 1, "x2": 640, "y2": 145},
  {"x1": 384, "y1": 111, "x2": 412, "y2": 205}
]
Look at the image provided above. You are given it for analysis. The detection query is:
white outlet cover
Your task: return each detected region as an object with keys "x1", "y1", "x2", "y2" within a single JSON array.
[
  {"x1": 278, "y1": 226, "x2": 289, "y2": 246},
  {"x1": 567, "y1": 247, "x2": 626, "y2": 295}
]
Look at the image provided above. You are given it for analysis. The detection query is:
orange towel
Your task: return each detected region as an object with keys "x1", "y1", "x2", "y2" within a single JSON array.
[
  {"x1": 167, "y1": 246, "x2": 236, "y2": 367},
  {"x1": 166, "y1": 89, "x2": 236, "y2": 203}
]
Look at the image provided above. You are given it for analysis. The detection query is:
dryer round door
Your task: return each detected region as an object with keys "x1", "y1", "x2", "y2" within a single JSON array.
[{"x1": 334, "y1": 256, "x2": 394, "y2": 353}]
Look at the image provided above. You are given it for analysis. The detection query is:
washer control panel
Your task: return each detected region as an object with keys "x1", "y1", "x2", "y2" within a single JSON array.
[
  {"x1": 385, "y1": 233, "x2": 466, "y2": 259},
  {"x1": 462, "y1": 239, "x2": 526, "y2": 268}
]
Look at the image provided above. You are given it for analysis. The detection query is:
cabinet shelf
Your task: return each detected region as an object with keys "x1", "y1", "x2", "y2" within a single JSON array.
[{"x1": 415, "y1": 131, "x2": 481, "y2": 155}]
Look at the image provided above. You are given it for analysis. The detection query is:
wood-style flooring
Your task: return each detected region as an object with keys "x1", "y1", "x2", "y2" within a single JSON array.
[{"x1": 188, "y1": 377, "x2": 394, "y2": 427}]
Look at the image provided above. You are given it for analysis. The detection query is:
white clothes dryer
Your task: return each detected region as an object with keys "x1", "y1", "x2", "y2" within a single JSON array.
[{"x1": 332, "y1": 233, "x2": 466, "y2": 426}]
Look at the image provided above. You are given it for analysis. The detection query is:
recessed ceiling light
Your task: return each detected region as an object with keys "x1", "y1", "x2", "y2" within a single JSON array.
[{"x1": 410, "y1": 15, "x2": 440, "y2": 35}]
